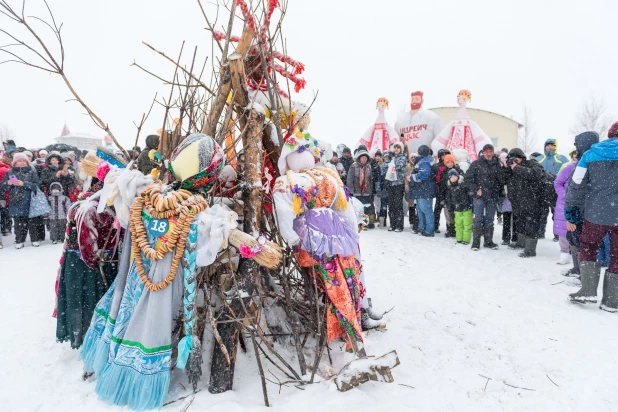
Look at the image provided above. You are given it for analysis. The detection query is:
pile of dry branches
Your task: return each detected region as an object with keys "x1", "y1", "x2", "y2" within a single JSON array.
[{"x1": 0, "y1": 0, "x2": 330, "y2": 406}]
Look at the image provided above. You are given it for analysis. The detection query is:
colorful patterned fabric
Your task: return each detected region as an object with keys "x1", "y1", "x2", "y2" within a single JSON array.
[
  {"x1": 167, "y1": 133, "x2": 225, "y2": 192},
  {"x1": 297, "y1": 250, "x2": 363, "y2": 350}
]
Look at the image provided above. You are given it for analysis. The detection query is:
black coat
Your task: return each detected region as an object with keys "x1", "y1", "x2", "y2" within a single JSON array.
[
  {"x1": 0, "y1": 166, "x2": 40, "y2": 217},
  {"x1": 463, "y1": 156, "x2": 505, "y2": 200},
  {"x1": 437, "y1": 164, "x2": 463, "y2": 202},
  {"x1": 505, "y1": 159, "x2": 545, "y2": 237},
  {"x1": 40, "y1": 154, "x2": 74, "y2": 196},
  {"x1": 447, "y1": 177, "x2": 473, "y2": 212}
]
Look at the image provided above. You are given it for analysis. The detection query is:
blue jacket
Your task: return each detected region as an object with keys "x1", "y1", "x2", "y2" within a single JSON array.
[
  {"x1": 0, "y1": 166, "x2": 40, "y2": 217},
  {"x1": 409, "y1": 155, "x2": 436, "y2": 199},
  {"x1": 535, "y1": 140, "x2": 569, "y2": 176},
  {"x1": 565, "y1": 137, "x2": 618, "y2": 226}
]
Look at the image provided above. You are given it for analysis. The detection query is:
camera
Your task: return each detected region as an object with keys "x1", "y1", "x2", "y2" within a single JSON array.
[{"x1": 506, "y1": 156, "x2": 517, "y2": 166}]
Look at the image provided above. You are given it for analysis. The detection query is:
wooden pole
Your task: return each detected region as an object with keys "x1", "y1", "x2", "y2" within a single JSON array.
[{"x1": 209, "y1": 45, "x2": 267, "y2": 395}]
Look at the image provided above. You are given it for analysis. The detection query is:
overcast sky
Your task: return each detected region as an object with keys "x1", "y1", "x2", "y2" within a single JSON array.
[{"x1": 1, "y1": 0, "x2": 617, "y2": 156}]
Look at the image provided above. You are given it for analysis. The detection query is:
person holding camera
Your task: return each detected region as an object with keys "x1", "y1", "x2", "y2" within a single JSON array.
[
  {"x1": 502, "y1": 148, "x2": 545, "y2": 258},
  {"x1": 41, "y1": 153, "x2": 74, "y2": 196}
]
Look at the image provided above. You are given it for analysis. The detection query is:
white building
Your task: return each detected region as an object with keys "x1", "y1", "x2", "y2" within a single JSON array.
[{"x1": 54, "y1": 124, "x2": 102, "y2": 151}]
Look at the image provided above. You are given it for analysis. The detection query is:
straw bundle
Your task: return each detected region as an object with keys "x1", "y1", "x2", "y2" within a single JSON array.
[{"x1": 81, "y1": 152, "x2": 103, "y2": 178}]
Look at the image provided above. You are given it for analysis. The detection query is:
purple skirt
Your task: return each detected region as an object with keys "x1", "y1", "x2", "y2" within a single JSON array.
[{"x1": 293, "y1": 208, "x2": 359, "y2": 258}]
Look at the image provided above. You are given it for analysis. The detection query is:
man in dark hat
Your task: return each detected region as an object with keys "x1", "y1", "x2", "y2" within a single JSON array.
[{"x1": 464, "y1": 144, "x2": 504, "y2": 250}]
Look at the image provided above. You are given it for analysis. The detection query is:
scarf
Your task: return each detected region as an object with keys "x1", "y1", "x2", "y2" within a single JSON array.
[{"x1": 358, "y1": 164, "x2": 367, "y2": 194}]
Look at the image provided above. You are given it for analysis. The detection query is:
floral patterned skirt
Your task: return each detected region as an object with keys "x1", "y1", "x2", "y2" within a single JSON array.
[{"x1": 296, "y1": 250, "x2": 363, "y2": 350}]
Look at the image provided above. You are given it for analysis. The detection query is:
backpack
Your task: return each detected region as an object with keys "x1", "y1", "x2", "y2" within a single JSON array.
[{"x1": 541, "y1": 171, "x2": 557, "y2": 207}]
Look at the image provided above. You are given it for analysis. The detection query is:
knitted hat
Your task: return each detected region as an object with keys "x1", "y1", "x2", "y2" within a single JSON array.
[
  {"x1": 354, "y1": 147, "x2": 371, "y2": 161},
  {"x1": 509, "y1": 148, "x2": 526, "y2": 159},
  {"x1": 11, "y1": 152, "x2": 29, "y2": 166},
  {"x1": 443, "y1": 154, "x2": 455, "y2": 164},
  {"x1": 342, "y1": 147, "x2": 352, "y2": 155},
  {"x1": 418, "y1": 145, "x2": 431, "y2": 157},
  {"x1": 38, "y1": 149, "x2": 48, "y2": 156},
  {"x1": 23, "y1": 150, "x2": 33, "y2": 159},
  {"x1": 392, "y1": 142, "x2": 405, "y2": 152},
  {"x1": 375, "y1": 150, "x2": 382, "y2": 157},
  {"x1": 448, "y1": 168, "x2": 460, "y2": 178},
  {"x1": 168, "y1": 133, "x2": 225, "y2": 192},
  {"x1": 609, "y1": 121, "x2": 618, "y2": 138},
  {"x1": 277, "y1": 129, "x2": 321, "y2": 175}
]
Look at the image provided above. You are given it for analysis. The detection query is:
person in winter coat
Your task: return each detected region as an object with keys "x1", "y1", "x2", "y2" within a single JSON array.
[
  {"x1": 386, "y1": 142, "x2": 407, "y2": 232},
  {"x1": 47, "y1": 182, "x2": 71, "y2": 243},
  {"x1": 534, "y1": 139, "x2": 569, "y2": 240},
  {"x1": 136, "y1": 134, "x2": 161, "y2": 175},
  {"x1": 0, "y1": 156, "x2": 12, "y2": 239},
  {"x1": 339, "y1": 147, "x2": 354, "y2": 180},
  {"x1": 328, "y1": 152, "x2": 344, "y2": 176},
  {"x1": 446, "y1": 169, "x2": 473, "y2": 244},
  {"x1": 554, "y1": 156, "x2": 574, "y2": 265},
  {"x1": 437, "y1": 154, "x2": 462, "y2": 237},
  {"x1": 559, "y1": 132, "x2": 600, "y2": 278},
  {"x1": 0, "y1": 153, "x2": 44, "y2": 248},
  {"x1": 404, "y1": 156, "x2": 418, "y2": 232},
  {"x1": 464, "y1": 144, "x2": 503, "y2": 250},
  {"x1": 565, "y1": 122, "x2": 618, "y2": 310},
  {"x1": 432, "y1": 149, "x2": 451, "y2": 234},
  {"x1": 41, "y1": 153, "x2": 74, "y2": 196},
  {"x1": 377, "y1": 151, "x2": 391, "y2": 227},
  {"x1": 408, "y1": 145, "x2": 436, "y2": 237},
  {"x1": 503, "y1": 148, "x2": 545, "y2": 258},
  {"x1": 347, "y1": 147, "x2": 376, "y2": 229}
]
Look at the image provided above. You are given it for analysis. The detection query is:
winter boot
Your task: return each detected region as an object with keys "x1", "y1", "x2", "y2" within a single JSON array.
[
  {"x1": 471, "y1": 228, "x2": 482, "y2": 251},
  {"x1": 600, "y1": 271, "x2": 618, "y2": 312},
  {"x1": 518, "y1": 237, "x2": 538, "y2": 258},
  {"x1": 562, "y1": 246, "x2": 581, "y2": 277},
  {"x1": 367, "y1": 214, "x2": 376, "y2": 229},
  {"x1": 445, "y1": 224, "x2": 456, "y2": 238},
  {"x1": 508, "y1": 235, "x2": 525, "y2": 250},
  {"x1": 569, "y1": 261, "x2": 601, "y2": 304},
  {"x1": 483, "y1": 227, "x2": 499, "y2": 250},
  {"x1": 379, "y1": 217, "x2": 386, "y2": 228},
  {"x1": 361, "y1": 309, "x2": 384, "y2": 330}
]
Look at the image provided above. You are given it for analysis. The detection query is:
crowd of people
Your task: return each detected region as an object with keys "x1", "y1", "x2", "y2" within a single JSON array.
[
  {"x1": 328, "y1": 122, "x2": 618, "y2": 309},
  {"x1": 0, "y1": 140, "x2": 146, "y2": 249}
]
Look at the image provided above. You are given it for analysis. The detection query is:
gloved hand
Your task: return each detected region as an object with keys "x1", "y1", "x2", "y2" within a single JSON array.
[{"x1": 564, "y1": 207, "x2": 583, "y2": 224}]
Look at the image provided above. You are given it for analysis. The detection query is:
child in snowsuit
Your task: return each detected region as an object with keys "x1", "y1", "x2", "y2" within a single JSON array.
[
  {"x1": 447, "y1": 169, "x2": 473, "y2": 244},
  {"x1": 47, "y1": 182, "x2": 71, "y2": 244}
]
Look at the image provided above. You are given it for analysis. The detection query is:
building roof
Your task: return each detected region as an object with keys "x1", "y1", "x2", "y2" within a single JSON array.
[{"x1": 429, "y1": 107, "x2": 524, "y2": 128}]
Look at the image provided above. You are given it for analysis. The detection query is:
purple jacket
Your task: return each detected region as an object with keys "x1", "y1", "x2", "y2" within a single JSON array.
[{"x1": 553, "y1": 162, "x2": 575, "y2": 237}]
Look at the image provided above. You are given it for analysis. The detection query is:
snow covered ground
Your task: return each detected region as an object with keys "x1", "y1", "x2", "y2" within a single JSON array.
[{"x1": 1, "y1": 220, "x2": 618, "y2": 412}]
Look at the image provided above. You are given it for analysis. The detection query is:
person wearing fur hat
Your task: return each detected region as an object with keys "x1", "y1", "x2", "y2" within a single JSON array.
[
  {"x1": 41, "y1": 153, "x2": 74, "y2": 196},
  {"x1": 407, "y1": 145, "x2": 436, "y2": 236},
  {"x1": 347, "y1": 146, "x2": 376, "y2": 229},
  {"x1": 446, "y1": 168, "x2": 473, "y2": 244},
  {"x1": 47, "y1": 182, "x2": 72, "y2": 244},
  {"x1": 565, "y1": 122, "x2": 618, "y2": 310},
  {"x1": 386, "y1": 142, "x2": 408, "y2": 232},
  {"x1": 503, "y1": 148, "x2": 545, "y2": 258},
  {"x1": 0, "y1": 152, "x2": 43, "y2": 248}
]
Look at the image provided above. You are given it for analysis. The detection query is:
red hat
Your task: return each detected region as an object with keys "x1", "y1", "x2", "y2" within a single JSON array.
[
  {"x1": 443, "y1": 154, "x2": 455, "y2": 164},
  {"x1": 609, "y1": 121, "x2": 618, "y2": 138}
]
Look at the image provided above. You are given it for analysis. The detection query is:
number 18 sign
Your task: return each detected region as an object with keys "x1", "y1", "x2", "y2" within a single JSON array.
[{"x1": 148, "y1": 218, "x2": 170, "y2": 238}]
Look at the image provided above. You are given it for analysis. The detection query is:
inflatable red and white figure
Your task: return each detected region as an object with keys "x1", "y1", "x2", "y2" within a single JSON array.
[
  {"x1": 357, "y1": 97, "x2": 399, "y2": 156},
  {"x1": 394, "y1": 91, "x2": 443, "y2": 155},
  {"x1": 431, "y1": 89, "x2": 493, "y2": 163}
]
